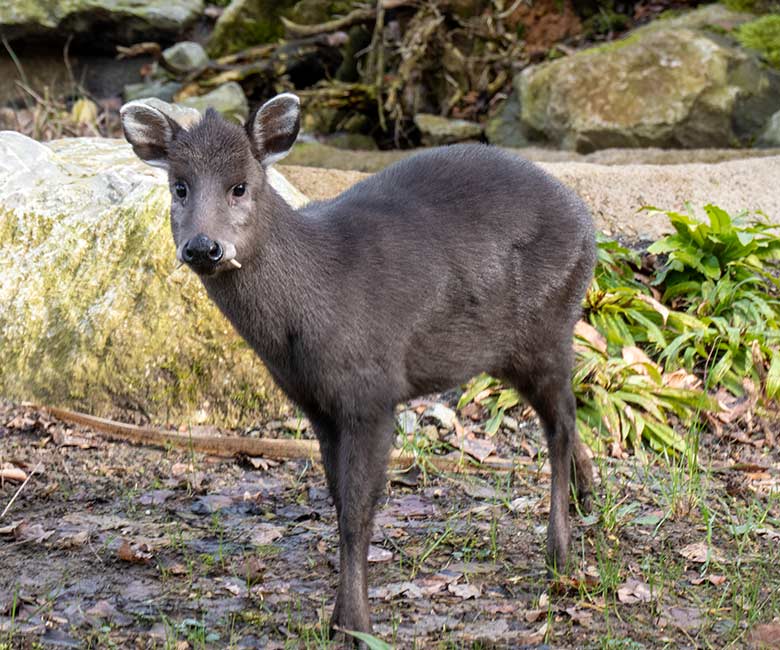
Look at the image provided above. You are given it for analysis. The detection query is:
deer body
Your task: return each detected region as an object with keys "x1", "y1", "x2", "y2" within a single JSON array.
[{"x1": 121, "y1": 95, "x2": 596, "y2": 641}]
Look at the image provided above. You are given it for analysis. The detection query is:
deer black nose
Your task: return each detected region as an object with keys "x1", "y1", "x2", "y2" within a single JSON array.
[{"x1": 182, "y1": 233, "x2": 223, "y2": 273}]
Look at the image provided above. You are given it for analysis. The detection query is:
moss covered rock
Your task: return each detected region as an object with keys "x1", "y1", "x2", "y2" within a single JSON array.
[
  {"x1": 737, "y1": 14, "x2": 780, "y2": 69},
  {"x1": 0, "y1": 131, "x2": 306, "y2": 426},
  {"x1": 0, "y1": 0, "x2": 204, "y2": 44},
  {"x1": 179, "y1": 82, "x2": 249, "y2": 124},
  {"x1": 413, "y1": 114, "x2": 483, "y2": 145},
  {"x1": 207, "y1": 0, "x2": 297, "y2": 57},
  {"x1": 518, "y1": 5, "x2": 780, "y2": 152}
]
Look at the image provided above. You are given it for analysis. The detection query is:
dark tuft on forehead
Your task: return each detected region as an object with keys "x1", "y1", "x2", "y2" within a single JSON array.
[{"x1": 168, "y1": 109, "x2": 254, "y2": 176}]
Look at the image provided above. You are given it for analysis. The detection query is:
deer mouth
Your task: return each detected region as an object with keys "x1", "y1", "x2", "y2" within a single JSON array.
[{"x1": 176, "y1": 240, "x2": 241, "y2": 275}]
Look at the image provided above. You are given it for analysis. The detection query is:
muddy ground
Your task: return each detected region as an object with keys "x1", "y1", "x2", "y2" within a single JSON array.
[{"x1": 1, "y1": 399, "x2": 779, "y2": 650}]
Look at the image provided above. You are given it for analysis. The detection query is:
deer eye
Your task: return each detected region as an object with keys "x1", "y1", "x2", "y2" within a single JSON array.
[
  {"x1": 232, "y1": 183, "x2": 247, "y2": 198},
  {"x1": 174, "y1": 181, "x2": 187, "y2": 200}
]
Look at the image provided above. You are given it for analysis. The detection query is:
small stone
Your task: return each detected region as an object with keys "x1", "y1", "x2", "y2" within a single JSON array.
[
  {"x1": 396, "y1": 410, "x2": 417, "y2": 435},
  {"x1": 502, "y1": 415, "x2": 519, "y2": 432},
  {"x1": 757, "y1": 110, "x2": 780, "y2": 148},
  {"x1": 422, "y1": 403, "x2": 458, "y2": 430},
  {"x1": 414, "y1": 113, "x2": 483, "y2": 146},
  {"x1": 162, "y1": 41, "x2": 209, "y2": 74},
  {"x1": 421, "y1": 425, "x2": 439, "y2": 442},
  {"x1": 282, "y1": 417, "x2": 310, "y2": 432},
  {"x1": 124, "y1": 80, "x2": 183, "y2": 103},
  {"x1": 180, "y1": 82, "x2": 249, "y2": 124}
]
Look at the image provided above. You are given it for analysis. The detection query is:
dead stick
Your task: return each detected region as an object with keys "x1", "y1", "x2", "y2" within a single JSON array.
[
  {"x1": 41, "y1": 406, "x2": 519, "y2": 474},
  {"x1": 281, "y1": 8, "x2": 376, "y2": 37},
  {"x1": 281, "y1": 0, "x2": 414, "y2": 37}
]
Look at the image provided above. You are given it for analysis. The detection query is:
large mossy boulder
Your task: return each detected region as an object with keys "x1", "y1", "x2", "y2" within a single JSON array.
[
  {"x1": 207, "y1": 0, "x2": 297, "y2": 57},
  {"x1": 518, "y1": 5, "x2": 780, "y2": 152},
  {"x1": 0, "y1": 131, "x2": 306, "y2": 427},
  {"x1": 0, "y1": 0, "x2": 204, "y2": 44}
]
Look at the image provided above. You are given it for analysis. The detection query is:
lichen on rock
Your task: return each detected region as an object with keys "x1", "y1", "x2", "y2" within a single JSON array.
[
  {"x1": 207, "y1": 0, "x2": 297, "y2": 57},
  {"x1": 518, "y1": 6, "x2": 780, "y2": 152},
  {"x1": 0, "y1": 0, "x2": 204, "y2": 43},
  {"x1": 0, "y1": 131, "x2": 306, "y2": 426}
]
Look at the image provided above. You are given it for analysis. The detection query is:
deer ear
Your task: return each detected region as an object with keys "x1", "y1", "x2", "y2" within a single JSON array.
[
  {"x1": 120, "y1": 101, "x2": 180, "y2": 169},
  {"x1": 247, "y1": 93, "x2": 300, "y2": 167}
]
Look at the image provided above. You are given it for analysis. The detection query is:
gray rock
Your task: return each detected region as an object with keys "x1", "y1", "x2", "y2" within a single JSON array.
[
  {"x1": 123, "y1": 80, "x2": 183, "y2": 103},
  {"x1": 179, "y1": 82, "x2": 249, "y2": 124},
  {"x1": 485, "y1": 88, "x2": 530, "y2": 148},
  {"x1": 0, "y1": 0, "x2": 204, "y2": 43},
  {"x1": 162, "y1": 41, "x2": 209, "y2": 74},
  {"x1": 414, "y1": 113, "x2": 483, "y2": 146},
  {"x1": 758, "y1": 111, "x2": 780, "y2": 148},
  {"x1": 396, "y1": 410, "x2": 418, "y2": 435},
  {"x1": 422, "y1": 404, "x2": 458, "y2": 431},
  {"x1": 0, "y1": 131, "x2": 307, "y2": 426},
  {"x1": 518, "y1": 6, "x2": 780, "y2": 152}
]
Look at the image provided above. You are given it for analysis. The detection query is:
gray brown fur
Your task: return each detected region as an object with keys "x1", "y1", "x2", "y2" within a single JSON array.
[{"x1": 120, "y1": 95, "x2": 597, "y2": 642}]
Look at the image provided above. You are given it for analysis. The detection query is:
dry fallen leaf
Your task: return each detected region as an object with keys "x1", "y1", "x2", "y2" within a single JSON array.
[
  {"x1": 451, "y1": 432, "x2": 496, "y2": 463},
  {"x1": 617, "y1": 578, "x2": 653, "y2": 604},
  {"x1": 56, "y1": 529, "x2": 90, "y2": 549},
  {"x1": 663, "y1": 368, "x2": 702, "y2": 390},
  {"x1": 565, "y1": 606, "x2": 594, "y2": 628},
  {"x1": 0, "y1": 466, "x2": 27, "y2": 482},
  {"x1": 415, "y1": 570, "x2": 462, "y2": 597},
  {"x1": 249, "y1": 523, "x2": 285, "y2": 546},
  {"x1": 0, "y1": 520, "x2": 23, "y2": 535},
  {"x1": 524, "y1": 608, "x2": 546, "y2": 623},
  {"x1": 367, "y1": 544, "x2": 393, "y2": 563},
  {"x1": 659, "y1": 605, "x2": 703, "y2": 632},
  {"x1": 621, "y1": 346, "x2": 660, "y2": 375},
  {"x1": 636, "y1": 293, "x2": 670, "y2": 324},
  {"x1": 118, "y1": 540, "x2": 153, "y2": 563},
  {"x1": 748, "y1": 622, "x2": 780, "y2": 649},
  {"x1": 517, "y1": 622, "x2": 548, "y2": 645},
  {"x1": 369, "y1": 581, "x2": 423, "y2": 600},
  {"x1": 448, "y1": 582, "x2": 482, "y2": 600},
  {"x1": 679, "y1": 541, "x2": 725, "y2": 564},
  {"x1": 574, "y1": 320, "x2": 607, "y2": 353},
  {"x1": 689, "y1": 573, "x2": 726, "y2": 586},
  {"x1": 14, "y1": 522, "x2": 54, "y2": 543}
]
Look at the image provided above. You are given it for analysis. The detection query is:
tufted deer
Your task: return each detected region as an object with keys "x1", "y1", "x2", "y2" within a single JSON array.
[{"x1": 120, "y1": 94, "x2": 596, "y2": 642}]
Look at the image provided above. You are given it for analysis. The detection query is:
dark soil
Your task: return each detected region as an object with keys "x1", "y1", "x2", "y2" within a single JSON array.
[{"x1": 1, "y1": 401, "x2": 779, "y2": 650}]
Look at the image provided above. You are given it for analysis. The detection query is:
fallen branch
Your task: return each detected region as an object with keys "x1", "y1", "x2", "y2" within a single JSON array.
[
  {"x1": 281, "y1": 8, "x2": 376, "y2": 38},
  {"x1": 281, "y1": 0, "x2": 415, "y2": 37},
  {"x1": 41, "y1": 406, "x2": 520, "y2": 475}
]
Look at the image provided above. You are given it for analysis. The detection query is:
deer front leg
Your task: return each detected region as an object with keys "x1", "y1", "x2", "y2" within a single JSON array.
[{"x1": 328, "y1": 411, "x2": 394, "y2": 642}]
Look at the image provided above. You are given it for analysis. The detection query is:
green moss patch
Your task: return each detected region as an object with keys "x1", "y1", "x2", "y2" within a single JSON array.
[{"x1": 737, "y1": 15, "x2": 780, "y2": 68}]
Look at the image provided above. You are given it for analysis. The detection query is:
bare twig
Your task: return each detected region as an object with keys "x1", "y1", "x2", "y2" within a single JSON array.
[
  {"x1": 367, "y1": 0, "x2": 387, "y2": 131},
  {"x1": 281, "y1": 0, "x2": 415, "y2": 37},
  {"x1": 281, "y1": 7, "x2": 377, "y2": 38},
  {"x1": 1, "y1": 36, "x2": 32, "y2": 112}
]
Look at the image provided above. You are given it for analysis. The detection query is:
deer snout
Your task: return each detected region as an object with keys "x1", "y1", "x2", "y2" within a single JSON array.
[{"x1": 182, "y1": 233, "x2": 223, "y2": 274}]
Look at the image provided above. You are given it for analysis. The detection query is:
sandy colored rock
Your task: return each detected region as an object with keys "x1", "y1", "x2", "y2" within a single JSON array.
[
  {"x1": 282, "y1": 155, "x2": 780, "y2": 240},
  {"x1": 285, "y1": 140, "x2": 780, "y2": 173}
]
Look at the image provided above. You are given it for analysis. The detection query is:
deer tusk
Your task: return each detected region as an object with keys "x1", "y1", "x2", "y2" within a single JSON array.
[{"x1": 229, "y1": 259, "x2": 242, "y2": 269}]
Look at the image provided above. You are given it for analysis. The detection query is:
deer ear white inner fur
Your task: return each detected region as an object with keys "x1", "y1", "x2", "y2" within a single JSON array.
[
  {"x1": 251, "y1": 93, "x2": 301, "y2": 167},
  {"x1": 120, "y1": 101, "x2": 177, "y2": 169}
]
